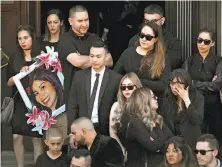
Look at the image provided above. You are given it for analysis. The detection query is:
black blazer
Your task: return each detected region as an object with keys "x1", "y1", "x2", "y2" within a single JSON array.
[
  {"x1": 161, "y1": 90, "x2": 204, "y2": 148},
  {"x1": 90, "y1": 134, "x2": 124, "y2": 167},
  {"x1": 67, "y1": 67, "x2": 122, "y2": 135}
]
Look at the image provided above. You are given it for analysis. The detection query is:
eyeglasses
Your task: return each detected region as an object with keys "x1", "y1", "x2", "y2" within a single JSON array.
[
  {"x1": 120, "y1": 85, "x2": 135, "y2": 91},
  {"x1": 144, "y1": 17, "x2": 163, "y2": 23},
  {"x1": 194, "y1": 149, "x2": 214, "y2": 155},
  {"x1": 197, "y1": 38, "x2": 212, "y2": 45},
  {"x1": 169, "y1": 81, "x2": 184, "y2": 87},
  {"x1": 139, "y1": 33, "x2": 155, "y2": 41}
]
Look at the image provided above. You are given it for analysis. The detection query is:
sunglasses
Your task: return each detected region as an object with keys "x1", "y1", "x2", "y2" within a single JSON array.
[
  {"x1": 120, "y1": 85, "x2": 135, "y2": 91},
  {"x1": 197, "y1": 38, "x2": 212, "y2": 45},
  {"x1": 144, "y1": 17, "x2": 163, "y2": 23},
  {"x1": 139, "y1": 33, "x2": 155, "y2": 41},
  {"x1": 194, "y1": 149, "x2": 214, "y2": 155}
]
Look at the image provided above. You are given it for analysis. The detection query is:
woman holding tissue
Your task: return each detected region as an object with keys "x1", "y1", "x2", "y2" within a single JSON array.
[{"x1": 7, "y1": 25, "x2": 43, "y2": 167}]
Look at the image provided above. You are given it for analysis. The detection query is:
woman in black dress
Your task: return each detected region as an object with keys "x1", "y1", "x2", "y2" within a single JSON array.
[
  {"x1": 158, "y1": 136, "x2": 199, "y2": 167},
  {"x1": 118, "y1": 87, "x2": 173, "y2": 167},
  {"x1": 114, "y1": 21, "x2": 171, "y2": 112},
  {"x1": 183, "y1": 28, "x2": 222, "y2": 143},
  {"x1": 7, "y1": 25, "x2": 43, "y2": 167},
  {"x1": 41, "y1": 9, "x2": 66, "y2": 52},
  {"x1": 161, "y1": 69, "x2": 204, "y2": 148}
]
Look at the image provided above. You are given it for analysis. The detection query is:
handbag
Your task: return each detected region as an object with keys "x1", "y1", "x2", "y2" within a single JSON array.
[{"x1": 1, "y1": 90, "x2": 18, "y2": 124}]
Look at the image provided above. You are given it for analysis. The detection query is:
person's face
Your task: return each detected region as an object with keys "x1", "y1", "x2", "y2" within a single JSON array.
[
  {"x1": 150, "y1": 90, "x2": 158, "y2": 110},
  {"x1": 139, "y1": 26, "x2": 157, "y2": 50},
  {"x1": 120, "y1": 78, "x2": 137, "y2": 99},
  {"x1": 196, "y1": 142, "x2": 217, "y2": 166},
  {"x1": 47, "y1": 14, "x2": 63, "y2": 35},
  {"x1": 68, "y1": 11, "x2": 89, "y2": 36},
  {"x1": 197, "y1": 32, "x2": 214, "y2": 55},
  {"x1": 170, "y1": 78, "x2": 185, "y2": 96},
  {"x1": 45, "y1": 136, "x2": 63, "y2": 154},
  {"x1": 18, "y1": 30, "x2": 32, "y2": 50},
  {"x1": 70, "y1": 157, "x2": 88, "y2": 167},
  {"x1": 144, "y1": 13, "x2": 165, "y2": 26},
  {"x1": 32, "y1": 80, "x2": 57, "y2": 111},
  {"x1": 89, "y1": 47, "x2": 107, "y2": 72},
  {"x1": 166, "y1": 143, "x2": 183, "y2": 166},
  {"x1": 71, "y1": 124, "x2": 86, "y2": 145}
]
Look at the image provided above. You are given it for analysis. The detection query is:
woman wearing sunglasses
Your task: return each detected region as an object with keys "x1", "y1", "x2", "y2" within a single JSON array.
[
  {"x1": 119, "y1": 87, "x2": 173, "y2": 167},
  {"x1": 109, "y1": 72, "x2": 142, "y2": 154},
  {"x1": 183, "y1": 28, "x2": 222, "y2": 144},
  {"x1": 114, "y1": 21, "x2": 171, "y2": 113},
  {"x1": 158, "y1": 136, "x2": 199, "y2": 167},
  {"x1": 160, "y1": 69, "x2": 204, "y2": 149}
]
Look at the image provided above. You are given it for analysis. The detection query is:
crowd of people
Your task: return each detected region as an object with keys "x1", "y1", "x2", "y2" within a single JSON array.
[{"x1": 6, "y1": 3, "x2": 222, "y2": 167}]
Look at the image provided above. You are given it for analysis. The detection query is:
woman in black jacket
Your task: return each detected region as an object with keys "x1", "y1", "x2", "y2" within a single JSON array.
[
  {"x1": 161, "y1": 69, "x2": 204, "y2": 149},
  {"x1": 183, "y1": 28, "x2": 222, "y2": 143},
  {"x1": 118, "y1": 87, "x2": 173, "y2": 167}
]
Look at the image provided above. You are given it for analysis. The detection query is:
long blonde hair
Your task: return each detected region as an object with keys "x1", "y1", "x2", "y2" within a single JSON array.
[
  {"x1": 112, "y1": 72, "x2": 142, "y2": 124},
  {"x1": 125, "y1": 87, "x2": 163, "y2": 130}
]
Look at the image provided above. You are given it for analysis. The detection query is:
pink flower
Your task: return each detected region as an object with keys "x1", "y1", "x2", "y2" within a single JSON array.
[
  {"x1": 40, "y1": 111, "x2": 57, "y2": 130},
  {"x1": 36, "y1": 53, "x2": 50, "y2": 69},
  {"x1": 49, "y1": 58, "x2": 62, "y2": 72},
  {"x1": 25, "y1": 106, "x2": 43, "y2": 125}
]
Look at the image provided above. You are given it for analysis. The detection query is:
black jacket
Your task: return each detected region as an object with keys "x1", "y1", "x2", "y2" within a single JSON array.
[
  {"x1": 67, "y1": 67, "x2": 122, "y2": 135},
  {"x1": 90, "y1": 134, "x2": 124, "y2": 167}
]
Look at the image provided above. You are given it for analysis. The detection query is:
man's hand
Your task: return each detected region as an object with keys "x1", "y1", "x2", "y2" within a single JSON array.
[{"x1": 69, "y1": 135, "x2": 78, "y2": 149}]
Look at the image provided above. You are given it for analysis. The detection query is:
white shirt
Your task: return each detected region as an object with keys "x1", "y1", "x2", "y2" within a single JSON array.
[{"x1": 90, "y1": 67, "x2": 105, "y2": 123}]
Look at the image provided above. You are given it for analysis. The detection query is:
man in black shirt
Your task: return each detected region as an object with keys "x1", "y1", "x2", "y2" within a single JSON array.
[
  {"x1": 70, "y1": 117, "x2": 124, "y2": 167},
  {"x1": 129, "y1": 4, "x2": 183, "y2": 70},
  {"x1": 57, "y1": 5, "x2": 113, "y2": 105}
]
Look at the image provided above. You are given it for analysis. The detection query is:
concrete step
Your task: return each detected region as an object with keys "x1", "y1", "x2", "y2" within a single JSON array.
[{"x1": 1, "y1": 151, "x2": 34, "y2": 166}]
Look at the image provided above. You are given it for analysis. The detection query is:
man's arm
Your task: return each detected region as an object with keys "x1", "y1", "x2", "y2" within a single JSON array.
[{"x1": 67, "y1": 52, "x2": 113, "y2": 69}]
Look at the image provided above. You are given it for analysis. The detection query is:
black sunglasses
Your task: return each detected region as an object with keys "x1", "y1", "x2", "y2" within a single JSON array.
[
  {"x1": 194, "y1": 149, "x2": 214, "y2": 155},
  {"x1": 120, "y1": 85, "x2": 135, "y2": 91},
  {"x1": 197, "y1": 38, "x2": 212, "y2": 45},
  {"x1": 139, "y1": 33, "x2": 155, "y2": 41}
]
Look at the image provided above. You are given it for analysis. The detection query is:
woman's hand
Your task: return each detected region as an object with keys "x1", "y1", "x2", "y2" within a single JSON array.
[
  {"x1": 20, "y1": 66, "x2": 29, "y2": 72},
  {"x1": 175, "y1": 85, "x2": 191, "y2": 108}
]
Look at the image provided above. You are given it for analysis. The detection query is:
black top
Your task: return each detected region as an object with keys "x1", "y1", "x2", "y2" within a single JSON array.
[
  {"x1": 161, "y1": 90, "x2": 204, "y2": 148},
  {"x1": 7, "y1": 44, "x2": 41, "y2": 137},
  {"x1": 118, "y1": 112, "x2": 173, "y2": 167},
  {"x1": 184, "y1": 52, "x2": 222, "y2": 104},
  {"x1": 128, "y1": 28, "x2": 183, "y2": 70},
  {"x1": 114, "y1": 46, "x2": 171, "y2": 97},
  {"x1": 40, "y1": 41, "x2": 58, "y2": 53},
  {"x1": 57, "y1": 29, "x2": 100, "y2": 102},
  {"x1": 90, "y1": 134, "x2": 124, "y2": 167},
  {"x1": 35, "y1": 152, "x2": 70, "y2": 167}
]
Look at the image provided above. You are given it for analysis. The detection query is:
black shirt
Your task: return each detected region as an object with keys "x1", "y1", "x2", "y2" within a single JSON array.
[
  {"x1": 40, "y1": 41, "x2": 58, "y2": 53},
  {"x1": 57, "y1": 29, "x2": 100, "y2": 102},
  {"x1": 35, "y1": 152, "x2": 70, "y2": 167}
]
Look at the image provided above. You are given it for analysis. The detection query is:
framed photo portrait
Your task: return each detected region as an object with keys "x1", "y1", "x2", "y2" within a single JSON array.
[{"x1": 13, "y1": 46, "x2": 65, "y2": 135}]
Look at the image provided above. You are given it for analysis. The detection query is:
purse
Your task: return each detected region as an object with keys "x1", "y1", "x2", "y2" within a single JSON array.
[{"x1": 1, "y1": 91, "x2": 18, "y2": 124}]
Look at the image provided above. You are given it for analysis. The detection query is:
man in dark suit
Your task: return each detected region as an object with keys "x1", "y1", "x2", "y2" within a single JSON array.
[
  {"x1": 70, "y1": 117, "x2": 124, "y2": 167},
  {"x1": 67, "y1": 40, "x2": 122, "y2": 137},
  {"x1": 129, "y1": 4, "x2": 183, "y2": 71}
]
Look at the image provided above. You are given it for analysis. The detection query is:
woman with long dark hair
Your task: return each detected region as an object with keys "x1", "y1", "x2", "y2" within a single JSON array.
[
  {"x1": 161, "y1": 69, "x2": 204, "y2": 148},
  {"x1": 114, "y1": 21, "x2": 171, "y2": 112},
  {"x1": 7, "y1": 25, "x2": 43, "y2": 167},
  {"x1": 183, "y1": 28, "x2": 222, "y2": 143},
  {"x1": 41, "y1": 9, "x2": 66, "y2": 52},
  {"x1": 158, "y1": 136, "x2": 199, "y2": 167},
  {"x1": 29, "y1": 67, "x2": 68, "y2": 143}
]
